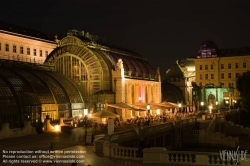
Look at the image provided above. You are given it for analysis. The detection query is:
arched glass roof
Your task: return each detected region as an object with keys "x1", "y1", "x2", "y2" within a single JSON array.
[
  {"x1": 0, "y1": 68, "x2": 40, "y2": 106},
  {"x1": 30, "y1": 70, "x2": 70, "y2": 104},
  {"x1": 89, "y1": 48, "x2": 156, "y2": 77},
  {"x1": 0, "y1": 77, "x2": 18, "y2": 106},
  {"x1": 46, "y1": 35, "x2": 157, "y2": 82},
  {"x1": 10, "y1": 68, "x2": 54, "y2": 104},
  {"x1": 46, "y1": 72, "x2": 83, "y2": 103},
  {"x1": 0, "y1": 63, "x2": 84, "y2": 113}
]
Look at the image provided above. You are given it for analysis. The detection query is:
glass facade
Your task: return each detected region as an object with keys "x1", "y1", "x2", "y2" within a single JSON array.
[{"x1": 0, "y1": 64, "x2": 84, "y2": 128}]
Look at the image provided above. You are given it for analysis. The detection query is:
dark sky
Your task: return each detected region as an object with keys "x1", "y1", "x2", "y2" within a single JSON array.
[{"x1": 1, "y1": 0, "x2": 250, "y2": 75}]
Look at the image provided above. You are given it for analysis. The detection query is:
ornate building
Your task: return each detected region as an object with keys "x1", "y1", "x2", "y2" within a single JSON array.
[
  {"x1": 44, "y1": 30, "x2": 162, "y2": 120},
  {"x1": 164, "y1": 58, "x2": 195, "y2": 109},
  {"x1": 194, "y1": 41, "x2": 250, "y2": 110},
  {"x1": 0, "y1": 22, "x2": 171, "y2": 126}
]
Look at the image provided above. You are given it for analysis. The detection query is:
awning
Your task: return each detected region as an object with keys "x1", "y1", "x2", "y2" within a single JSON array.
[
  {"x1": 130, "y1": 102, "x2": 160, "y2": 110},
  {"x1": 169, "y1": 102, "x2": 187, "y2": 107},
  {"x1": 107, "y1": 102, "x2": 146, "y2": 112},
  {"x1": 89, "y1": 110, "x2": 119, "y2": 118},
  {"x1": 149, "y1": 103, "x2": 170, "y2": 109}
]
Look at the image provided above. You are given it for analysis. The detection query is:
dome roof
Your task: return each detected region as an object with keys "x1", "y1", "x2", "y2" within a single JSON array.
[
  {"x1": 197, "y1": 41, "x2": 218, "y2": 58},
  {"x1": 161, "y1": 81, "x2": 184, "y2": 103}
]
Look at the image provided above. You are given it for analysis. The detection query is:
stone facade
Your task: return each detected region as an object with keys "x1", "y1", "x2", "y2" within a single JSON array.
[{"x1": 0, "y1": 22, "x2": 57, "y2": 63}]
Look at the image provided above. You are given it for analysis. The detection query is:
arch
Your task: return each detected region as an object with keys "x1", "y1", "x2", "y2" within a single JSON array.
[{"x1": 45, "y1": 37, "x2": 111, "y2": 95}]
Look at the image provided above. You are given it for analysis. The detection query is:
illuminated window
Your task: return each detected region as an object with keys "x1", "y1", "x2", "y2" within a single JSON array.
[
  {"x1": 200, "y1": 65, "x2": 202, "y2": 70},
  {"x1": 221, "y1": 64, "x2": 224, "y2": 69},
  {"x1": 211, "y1": 74, "x2": 214, "y2": 79},
  {"x1": 40, "y1": 50, "x2": 42, "y2": 57},
  {"x1": 205, "y1": 74, "x2": 208, "y2": 79},
  {"x1": 13, "y1": 45, "x2": 16, "y2": 53},
  {"x1": 45, "y1": 51, "x2": 48, "y2": 57},
  {"x1": 205, "y1": 65, "x2": 208, "y2": 70},
  {"x1": 20, "y1": 46, "x2": 23, "y2": 54},
  {"x1": 243, "y1": 62, "x2": 247, "y2": 68},
  {"x1": 228, "y1": 73, "x2": 231, "y2": 79},
  {"x1": 211, "y1": 64, "x2": 213, "y2": 69},
  {"x1": 228, "y1": 64, "x2": 231, "y2": 69},
  {"x1": 33, "y1": 49, "x2": 36, "y2": 56},
  {"x1": 5, "y1": 44, "x2": 9, "y2": 52},
  {"x1": 221, "y1": 73, "x2": 224, "y2": 79},
  {"x1": 27, "y1": 48, "x2": 30, "y2": 55},
  {"x1": 235, "y1": 63, "x2": 238, "y2": 68}
]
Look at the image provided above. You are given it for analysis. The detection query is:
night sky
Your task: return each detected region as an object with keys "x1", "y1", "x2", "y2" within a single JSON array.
[{"x1": 1, "y1": 0, "x2": 250, "y2": 75}]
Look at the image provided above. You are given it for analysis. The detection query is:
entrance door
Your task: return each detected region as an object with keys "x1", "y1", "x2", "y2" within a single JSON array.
[{"x1": 208, "y1": 94, "x2": 216, "y2": 106}]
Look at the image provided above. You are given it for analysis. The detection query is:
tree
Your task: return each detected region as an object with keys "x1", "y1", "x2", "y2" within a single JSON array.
[{"x1": 236, "y1": 71, "x2": 250, "y2": 109}]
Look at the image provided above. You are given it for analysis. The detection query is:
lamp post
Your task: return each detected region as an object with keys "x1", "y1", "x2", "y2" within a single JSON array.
[
  {"x1": 200, "y1": 101, "x2": 204, "y2": 111},
  {"x1": 178, "y1": 103, "x2": 182, "y2": 112},
  {"x1": 83, "y1": 109, "x2": 88, "y2": 145},
  {"x1": 233, "y1": 100, "x2": 237, "y2": 108},
  {"x1": 147, "y1": 104, "x2": 150, "y2": 117}
]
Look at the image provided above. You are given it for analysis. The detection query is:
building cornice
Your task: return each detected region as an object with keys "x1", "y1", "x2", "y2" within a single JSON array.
[{"x1": 0, "y1": 30, "x2": 57, "y2": 45}]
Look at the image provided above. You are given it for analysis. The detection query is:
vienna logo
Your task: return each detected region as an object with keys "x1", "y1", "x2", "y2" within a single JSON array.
[{"x1": 219, "y1": 146, "x2": 248, "y2": 165}]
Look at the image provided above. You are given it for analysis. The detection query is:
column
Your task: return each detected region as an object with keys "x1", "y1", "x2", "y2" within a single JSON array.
[
  {"x1": 148, "y1": 84, "x2": 152, "y2": 103},
  {"x1": 127, "y1": 84, "x2": 132, "y2": 104},
  {"x1": 134, "y1": 83, "x2": 139, "y2": 103}
]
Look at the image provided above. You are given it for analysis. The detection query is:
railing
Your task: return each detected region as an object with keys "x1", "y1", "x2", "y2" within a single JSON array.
[
  {"x1": 109, "y1": 130, "x2": 139, "y2": 143},
  {"x1": 110, "y1": 145, "x2": 142, "y2": 160},
  {"x1": 143, "y1": 148, "x2": 250, "y2": 166},
  {"x1": 108, "y1": 117, "x2": 197, "y2": 143},
  {"x1": 140, "y1": 122, "x2": 173, "y2": 137}
]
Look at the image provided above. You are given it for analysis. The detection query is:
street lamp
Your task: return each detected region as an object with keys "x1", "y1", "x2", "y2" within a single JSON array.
[
  {"x1": 209, "y1": 105, "x2": 213, "y2": 114},
  {"x1": 200, "y1": 101, "x2": 204, "y2": 110},
  {"x1": 233, "y1": 100, "x2": 237, "y2": 108},
  {"x1": 83, "y1": 109, "x2": 88, "y2": 145},
  {"x1": 147, "y1": 104, "x2": 150, "y2": 117},
  {"x1": 84, "y1": 109, "x2": 88, "y2": 116},
  {"x1": 178, "y1": 103, "x2": 182, "y2": 112}
]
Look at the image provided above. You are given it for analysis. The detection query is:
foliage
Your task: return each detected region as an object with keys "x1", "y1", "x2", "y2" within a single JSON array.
[{"x1": 236, "y1": 71, "x2": 250, "y2": 109}]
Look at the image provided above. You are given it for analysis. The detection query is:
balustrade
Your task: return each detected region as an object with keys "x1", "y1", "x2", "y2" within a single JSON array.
[
  {"x1": 111, "y1": 145, "x2": 141, "y2": 160},
  {"x1": 144, "y1": 149, "x2": 250, "y2": 166},
  {"x1": 108, "y1": 117, "x2": 197, "y2": 143}
]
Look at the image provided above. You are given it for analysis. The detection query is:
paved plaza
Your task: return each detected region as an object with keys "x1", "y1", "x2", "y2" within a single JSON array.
[{"x1": 0, "y1": 132, "x2": 143, "y2": 166}]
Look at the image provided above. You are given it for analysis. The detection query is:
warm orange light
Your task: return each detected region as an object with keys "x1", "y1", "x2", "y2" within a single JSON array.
[{"x1": 54, "y1": 125, "x2": 60, "y2": 132}]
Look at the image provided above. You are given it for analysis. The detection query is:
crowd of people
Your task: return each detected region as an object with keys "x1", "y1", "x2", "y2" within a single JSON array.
[{"x1": 68, "y1": 111, "x2": 197, "y2": 132}]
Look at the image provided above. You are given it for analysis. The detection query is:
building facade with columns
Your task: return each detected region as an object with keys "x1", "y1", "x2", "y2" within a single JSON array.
[
  {"x1": 0, "y1": 22, "x2": 163, "y2": 124},
  {"x1": 45, "y1": 30, "x2": 162, "y2": 120},
  {"x1": 194, "y1": 41, "x2": 250, "y2": 110}
]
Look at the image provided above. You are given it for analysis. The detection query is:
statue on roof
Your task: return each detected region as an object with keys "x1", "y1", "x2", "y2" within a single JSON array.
[
  {"x1": 117, "y1": 58, "x2": 123, "y2": 69},
  {"x1": 156, "y1": 67, "x2": 161, "y2": 82}
]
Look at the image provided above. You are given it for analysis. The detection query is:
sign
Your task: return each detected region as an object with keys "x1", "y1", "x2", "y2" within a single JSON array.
[{"x1": 219, "y1": 146, "x2": 248, "y2": 165}]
